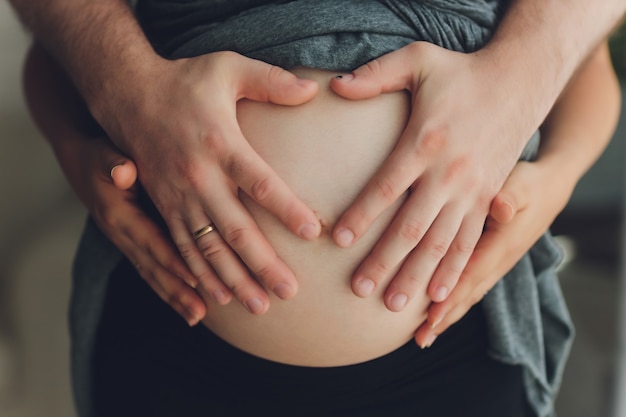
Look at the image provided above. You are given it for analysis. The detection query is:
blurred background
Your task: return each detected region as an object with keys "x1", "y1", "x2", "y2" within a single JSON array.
[{"x1": 0, "y1": 3, "x2": 625, "y2": 416}]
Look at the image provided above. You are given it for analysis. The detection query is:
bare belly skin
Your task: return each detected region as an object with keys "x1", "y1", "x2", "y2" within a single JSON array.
[{"x1": 201, "y1": 68, "x2": 430, "y2": 366}]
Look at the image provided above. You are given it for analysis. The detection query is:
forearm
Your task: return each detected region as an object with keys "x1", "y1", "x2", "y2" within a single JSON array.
[
  {"x1": 481, "y1": 0, "x2": 626, "y2": 134},
  {"x1": 537, "y1": 43, "x2": 622, "y2": 194},
  {"x1": 22, "y1": 42, "x2": 102, "y2": 197},
  {"x1": 23, "y1": 43, "x2": 209, "y2": 324},
  {"x1": 9, "y1": 0, "x2": 163, "y2": 122}
]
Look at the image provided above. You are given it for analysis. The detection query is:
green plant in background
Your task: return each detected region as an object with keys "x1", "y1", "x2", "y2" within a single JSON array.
[{"x1": 610, "y1": 21, "x2": 626, "y2": 79}]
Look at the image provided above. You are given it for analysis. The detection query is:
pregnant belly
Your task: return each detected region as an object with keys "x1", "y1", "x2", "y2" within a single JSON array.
[{"x1": 200, "y1": 68, "x2": 430, "y2": 366}]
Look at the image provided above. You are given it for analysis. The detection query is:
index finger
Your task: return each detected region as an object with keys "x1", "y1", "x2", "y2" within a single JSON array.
[
  {"x1": 201, "y1": 177, "x2": 299, "y2": 300},
  {"x1": 221, "y1": 122, "x2": 322, "y2": 240},
  {"x1": 332, "y1": 123, "x2": 426, "y2": 247}
]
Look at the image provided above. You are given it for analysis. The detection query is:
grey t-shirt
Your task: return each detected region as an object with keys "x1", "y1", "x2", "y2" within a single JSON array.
[
  {"x1": 70, "y1": 2, "x2": 573, "y2": 417},
  {"x1": 137, "y1": 0, "x2": 502, "y2": 69}
]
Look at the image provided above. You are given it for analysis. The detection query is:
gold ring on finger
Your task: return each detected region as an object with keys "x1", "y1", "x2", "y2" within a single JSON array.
[{"x1": 192, "y1": 224, "x2": 215, "y2": 240}]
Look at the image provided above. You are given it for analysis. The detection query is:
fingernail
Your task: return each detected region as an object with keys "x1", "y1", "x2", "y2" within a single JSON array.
[
  {"x1": 335, "y1": 228, "x2": 355, "y2": 247},
  {"x1": 335, "y1": 73, "x2": 354, "y2": 82},
  {"x1": 184, "y1": 277, "x2": 198, "y2": 289},
  {"x1": 299, "y1": 223, "x2": 319, "y2": 240},
  {"x1": 420, "y1": 334, "x2": 437, "y2": 349},
  {"x1": 109, "y1": 165, "x2": 119, "y2": 179},
  {"x1": 244, "y1": 297, "x2": 265, "y2": 315},
  {"x1": 429, "y1": 315, "x2": 443, "y2": 329},
  {"x1": 273, "y1": 283, "x2": 294, "y2": 300},
  {"x1": 432, "y1": 286, "x2": 449, "y2": 302},
  {"x1": 186, "y1": 310, "x2": 201, "y2": 327},
  {"x1": 504, "y1": 201, "x2": 514, "y2": 215},
  {"x1": 389, "y1": 293, "x2": 408, "y2": 311},
  {"x1": 211, "y1": 289, "x2": 230, "y2": 305},
  {"x1": 355, "y1": 278, "x2": 375, "y2": 297}
]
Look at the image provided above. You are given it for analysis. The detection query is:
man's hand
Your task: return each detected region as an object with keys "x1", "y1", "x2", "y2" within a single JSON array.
[
  {"x1": 97, "y1": 52, "x2": 322, "y2": 315},
  {"x1": 79, "y1": 136, "x2": 208, "y2": 326}
]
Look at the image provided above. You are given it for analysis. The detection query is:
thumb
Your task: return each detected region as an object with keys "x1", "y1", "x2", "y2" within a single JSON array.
[
  {"x1": 237, "y1": 58, "x2": 318, "y2": 105},
  {"x1": 330, "y1": 45, "x2": 420, "y2": 100},
  {"x1": 109, "y1": 161, "x2": 138, "y2": 191},
  {"x1": 100, "y1": 143, "x2": 138, "y2": 190},
  {"x1": 489, "y1": 193, "x2": 516, "y2": 224},
  {"x1": 489, "y1": 168, "x2": 529, "y2": 224}
]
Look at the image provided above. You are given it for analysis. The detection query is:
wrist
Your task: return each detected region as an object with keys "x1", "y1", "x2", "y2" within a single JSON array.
[
  {"x1": 473, "y1": 44, "x2": 561, "y2": 136},
  {"x1": 86, "y1": 52, "x2": 169, "y2": 134},
  {"x1": 76, "y1": 29, "x2": 167, "y2": 128},
  {"x1": 20, "y1": 0, "x2": 166, "y2": 129},
  {"x1": 479, "y1": 0, "x2": 625, "y2": 134},
  {"x1": 533, "y1": 152, "x2": 580, "y2": 201}
]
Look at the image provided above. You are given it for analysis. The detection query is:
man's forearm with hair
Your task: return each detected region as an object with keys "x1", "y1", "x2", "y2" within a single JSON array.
[
  {"x1": 482, "y1": 0, "x2": 626, "y2": 134},
  {"x1": 8, "y1": 0, "x2": 161, "y2": 121},
  {"x1": 9, "y1": 0, "x2": 625, "y2": 123}
]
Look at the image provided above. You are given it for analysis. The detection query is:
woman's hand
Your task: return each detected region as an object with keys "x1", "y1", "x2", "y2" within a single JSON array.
[
  {"x1": 24, "y1": 43, "x2": 215, "y2": 324},
  {"x1": 93, "y1": 52, "x2": 322, "y2": 314},
  {"x1": 414, "y1": 159, "x2": 572, "y2": 347},
  {"x1": 73, "y1": 136, "x2": 208, "y2": 326},
  {"x1": 331, "y1": 41, "x2": 537, "y2": 311}
]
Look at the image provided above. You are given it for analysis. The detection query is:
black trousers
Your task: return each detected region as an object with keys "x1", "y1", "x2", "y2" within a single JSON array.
[{"x1": 93, "y1": 259, "x2": 526, "y2": 417}]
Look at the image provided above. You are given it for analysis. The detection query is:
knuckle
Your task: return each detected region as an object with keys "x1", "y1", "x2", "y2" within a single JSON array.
[
  {"x1": 406, "y1": 41, "x2": 423, "y2": 56},
  {"x1": 137, "y1": 236, "x2": 153, "y2": 254},
  {"x1": 228, "y1": 280, "x2": 262, "y2": 299},
  {"x1": 374, "y1": 176, "x2": 399, "y2": 203},
  {"x1": 216, "y1": 50, "x2": 239, "y2": 67},
  {"x1": 201, "y1": 129, "x2": 229, "y2": 159},
  {"x1": 175, "y1": 292, "x2": 195, "y2": 309},
  {"x1": 405, "y1": 273, "x2": 423, "y2": 284},
  {"x1": 165, "y1": 292, "x2": 185, "y2": 308},
  {"x1": 252, "y1": 262, "x2": 276, "y2": 282},
  {"x1": 226, "y1": 153, "x2": 255, "y2": 182},
  {"x1": 443, "y1": 156, "x2": 469, "y2": 185},
  {"x1": 419, "y1": 126, "x2": 448, "y2": 156},
  {"x1": 197, "y1": 237, "x2": 228, "y2": 262},
  {"x1": 250, "y1": 175, "x2": 274, "y2": 203},
  {"x1": 176, "y1": 241, "x2": 199, "y2": 260},
  {"x1": 226, "y1": 282, "x2": 245, "y2": 296},
  {"x1": 176, "y1": 161, "x2": 207, "y2": 190},
  {"x1": 196, "y1": 269, "x2": 218, "y2": 286},
  {"x1": 398, "y1": 220, "x2": 427, "y2": 243},
  {"x1": 364, "y1": 59, "x2": 382, "y2": 79},
  {"x1": 221, "y1": 226, "x2": 252, "y2": 251},
  {"x1": 477, "y1": 190, "x2": 495, "y2": 210},
  {"x1": 365, "y1": 260, "x2": 394, "y2": 279},
  {"x1": 442, "y1": 263, "x2": 464, "y2": 279},
  {"x1": 266, "y1": 65, "x2": 287, "y2": 86},
  {"x1": 349, "y1": 205, "x2": 374, "y2": 230},
  {"x1": 428, "y1": 241, "x2": 449, "y2": 259},
  {"x1": 453, "y1": 239, "x2": 475, "y2": 257}
]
